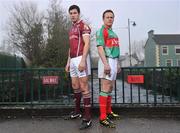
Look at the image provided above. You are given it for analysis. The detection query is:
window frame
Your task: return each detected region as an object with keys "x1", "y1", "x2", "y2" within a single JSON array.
[
  {"x1": 175, "y1": 46, "x2": 180, "y2": 55},
  {"x1": 166, "y1": 59, "x2": 173, "y2": 66},
  {"x1": 177, "y1": 59, "x2": 180, "y2": 66},
  {"x1": 162, "y1": 46, "x2": 168, "y2": 55}
]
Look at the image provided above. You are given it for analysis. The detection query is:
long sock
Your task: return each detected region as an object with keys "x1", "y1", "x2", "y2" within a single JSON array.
[
  {"x1": 99, "y1": 91, "x2": 108, "y2": 120},
  {"x1": 107, "y1": 94, "x2": 112, "y2": 114},
  {"x1": 83, "y1": 93, "x2": 91, "y2": 120},
  {"x1": 74, "y1": 89, "x2": 81, "y2": 114}
]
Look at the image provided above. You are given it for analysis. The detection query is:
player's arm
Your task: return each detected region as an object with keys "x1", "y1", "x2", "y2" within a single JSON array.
[
  {"x1": 117, "y1": 39, "x2": 121, "y2": 73},
  {"x1": 117, "y1": 61, "x2": 121, "y2": 73},
  {"x1": 96, "y1": 30, "x2": 111, "y2": 75},
  {"x1": 97, "y1": 46, "x2": 111, "y2": 75},
  {"x1": 97, "y1": 46, "x2": 108, "y2": 66},
  {"x1": 81, "y1": 33, "x2": 90, "y2": 63},
  {"x1": 65, "y1": 48, "x2": 71, "y2": 72},
  {"x1": 78, "y1": 24, "x2": 91, "y2": 72}
]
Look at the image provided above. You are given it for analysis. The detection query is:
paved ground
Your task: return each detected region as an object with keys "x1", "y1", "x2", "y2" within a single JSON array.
[{"x1": 0, "y1": 116, "x2": 180, "y2": 133}]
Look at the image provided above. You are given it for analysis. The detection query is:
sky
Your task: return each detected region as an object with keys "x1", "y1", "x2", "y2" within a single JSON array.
[{"x1": 0, "y1": 0, "x2": 180, "y2": 55}]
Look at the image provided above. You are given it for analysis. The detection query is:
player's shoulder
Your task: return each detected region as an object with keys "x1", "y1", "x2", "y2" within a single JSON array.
[
  {"x1": 96, "y1": 26, "x2": 105, "y2": 36},
  {"x1": 84, "y1": 24, "x2": 90, "y2": 30},
  {"x1": 80, "y1": 20, "x2": 90, "y2": 30},
  {"x1": 80, "y1": 20, "x2": 89, "y2": 26}
]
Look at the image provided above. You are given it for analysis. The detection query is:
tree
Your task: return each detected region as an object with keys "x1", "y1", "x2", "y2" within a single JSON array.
[
  {"x1": 24, "y1": 23, "x2": 44, "y2": 66},
  {"x1": 42, "y1": 0, "x2": 71, "y2": 67},
  {"x1": 6, "y1": 1, "x2": 44, "y2": 66}
]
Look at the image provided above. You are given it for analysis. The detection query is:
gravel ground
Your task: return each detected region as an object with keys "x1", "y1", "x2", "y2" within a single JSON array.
[{"x1": 0, "y1": 117, "x2": 180, "y2": 133}]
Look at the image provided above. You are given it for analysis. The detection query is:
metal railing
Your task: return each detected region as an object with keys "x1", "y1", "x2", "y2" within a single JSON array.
[
  {"x1": 0, "y1": 67, "x2": 180, "y2": 107},
  {"x1": 91, "y1": 67, "x2": 180, "y2": 106},
  {"x1": 0, "y1": 68, "x2": 72, "y2": 105}
]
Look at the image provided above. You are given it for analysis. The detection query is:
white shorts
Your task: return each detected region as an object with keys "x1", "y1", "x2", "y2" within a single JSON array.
[
  {"x1": 98, "y1": 58, "x2": 118, "y2": 81},
  {"x1": 70, "y1": 55, "x2": 91, "y2": 78}
]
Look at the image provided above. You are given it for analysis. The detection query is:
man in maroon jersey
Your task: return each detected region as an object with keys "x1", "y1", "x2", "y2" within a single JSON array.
[{"x1": 65, "y1": 5, "x2": 92, "y2": 130}]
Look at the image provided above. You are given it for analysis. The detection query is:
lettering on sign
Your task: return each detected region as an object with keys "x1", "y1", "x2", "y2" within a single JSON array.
[
  {"x1": 127, "y1": 75, "x2": 144, "y2": 84},
  {"x1": 42, "y1": 76, "x2": 59, "y2": 85}
]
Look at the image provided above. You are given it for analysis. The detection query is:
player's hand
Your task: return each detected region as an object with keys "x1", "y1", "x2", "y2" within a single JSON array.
[
  {"x1": 117, "y1": 63, "x2": 121, "y2": 73},
  {"x1": 104, "y1": 64, "x2": 111, "y2": 76},
  {"x1": 65, "y1": 63, "x2": 70, "y2": 72},
  {"x1": 78, "y1": 60, "x2": 86, "y2": 72}
]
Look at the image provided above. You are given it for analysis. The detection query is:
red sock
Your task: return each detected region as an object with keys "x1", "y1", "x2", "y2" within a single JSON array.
[
  {"x1": 99, "y1": 95, "x2": 108, "y2": 120},
  {"x1": 83, "y1": 97, "x2": 91, "y2": 120},
  {"x1": 74, "y1": 91, "x2": 81, "y2": 114},
  {"x1": 107, "y1": 96, "x2": 112, "y2": 114}
]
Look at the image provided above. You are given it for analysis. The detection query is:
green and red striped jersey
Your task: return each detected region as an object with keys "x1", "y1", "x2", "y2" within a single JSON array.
[{"x1": 96, "y1": 25, "x2": 120, "y2": 58}]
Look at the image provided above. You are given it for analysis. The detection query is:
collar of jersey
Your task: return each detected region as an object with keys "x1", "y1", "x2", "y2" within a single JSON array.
[
  {"x1": 102, "y1": 25, "x2": 112, "y2": 30},
  {"x1": 73, "y1": 20, "x2": 82, "y2": 26}
]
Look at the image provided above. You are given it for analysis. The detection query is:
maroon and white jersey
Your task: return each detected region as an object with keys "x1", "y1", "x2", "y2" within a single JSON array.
[{"x1": 69, "y1": 20, "x2": 91, "y2": 58}]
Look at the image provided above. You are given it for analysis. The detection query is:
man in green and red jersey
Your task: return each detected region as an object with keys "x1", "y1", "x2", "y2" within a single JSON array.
[
  {"x1": 96, "y1": 10, "x2": 121, "y2": 128},
  {"x1": 65, "y1": 5, "x2": 92, "y2": 130}
]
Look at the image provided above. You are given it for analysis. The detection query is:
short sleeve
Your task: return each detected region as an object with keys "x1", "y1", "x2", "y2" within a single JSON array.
[
  {"x1": 96, "y1": 29, "x2": 105, "y2": 47},
  {"x1": 81, "y1": 24, "x2": 91, "y2": 36}
]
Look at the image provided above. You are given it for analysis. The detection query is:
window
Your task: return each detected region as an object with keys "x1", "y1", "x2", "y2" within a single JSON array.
[
  {"x1": 166, "y1": 59, "x2": 172, "y2": 66},
  {"x1": 175, "y1": 46, "x2": 180, "y2": 55},
  {"x1": 177, "y1": 60, "x2": 180, "y2": 66},
  {"x1": 162, "y1": 46, "x2": 168, "y2": 55}
]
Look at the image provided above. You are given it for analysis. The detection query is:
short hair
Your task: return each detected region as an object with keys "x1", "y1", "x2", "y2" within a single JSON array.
[
  {"x1": 102, "y1": 10, "x2": 114, "y2": 19},
  {"x1": 68, "y1": 5, "x2": 80, "y2": 14}
]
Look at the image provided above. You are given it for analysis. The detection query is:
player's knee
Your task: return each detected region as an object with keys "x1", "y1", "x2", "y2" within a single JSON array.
[
  {"x1": 110, "y1": 85, "x2": 113, "y2": 91},
  {"x1": 79, "y1": 81, "x2": 88, "y2": 89},
  {"x1": 109, "y1": 88, "x2": 113, "y2": 93},
  {"x1": 105, "y1": 84, "x2": 111, "y2": 90},
  {"x1": 72, "y1": 83, "x2": 79, "y2": 89},
  {"x1": 81, "y1": 85, "x2": 90, "y2": 94},
  {"x1": 102, "y1": 83, "x2": 111, "y2": 92},
  {"x1": 81, "y1": 89, "x2": 90, "y2": 96}
]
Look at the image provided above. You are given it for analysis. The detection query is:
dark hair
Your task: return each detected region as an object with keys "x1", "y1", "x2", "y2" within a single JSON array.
[
  {"x1": 68, "y1": 5, "x2": 80, "y2": 14},
  {"x1": 102, "y1": 10, "x2": 114, "y2": 19}
]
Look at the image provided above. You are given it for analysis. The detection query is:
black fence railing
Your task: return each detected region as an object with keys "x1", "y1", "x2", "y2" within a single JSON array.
[
  {"x1": 90, "y1": 67, "x2": 180, "y2": 106},
  {"x1": 0, "y1": 67, "x2": 180, "y2": 107}
]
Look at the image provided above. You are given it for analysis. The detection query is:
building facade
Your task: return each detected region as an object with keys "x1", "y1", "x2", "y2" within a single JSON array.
[{"x1": 144, "y1": 30, "x2": 180, "y2": 67}]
